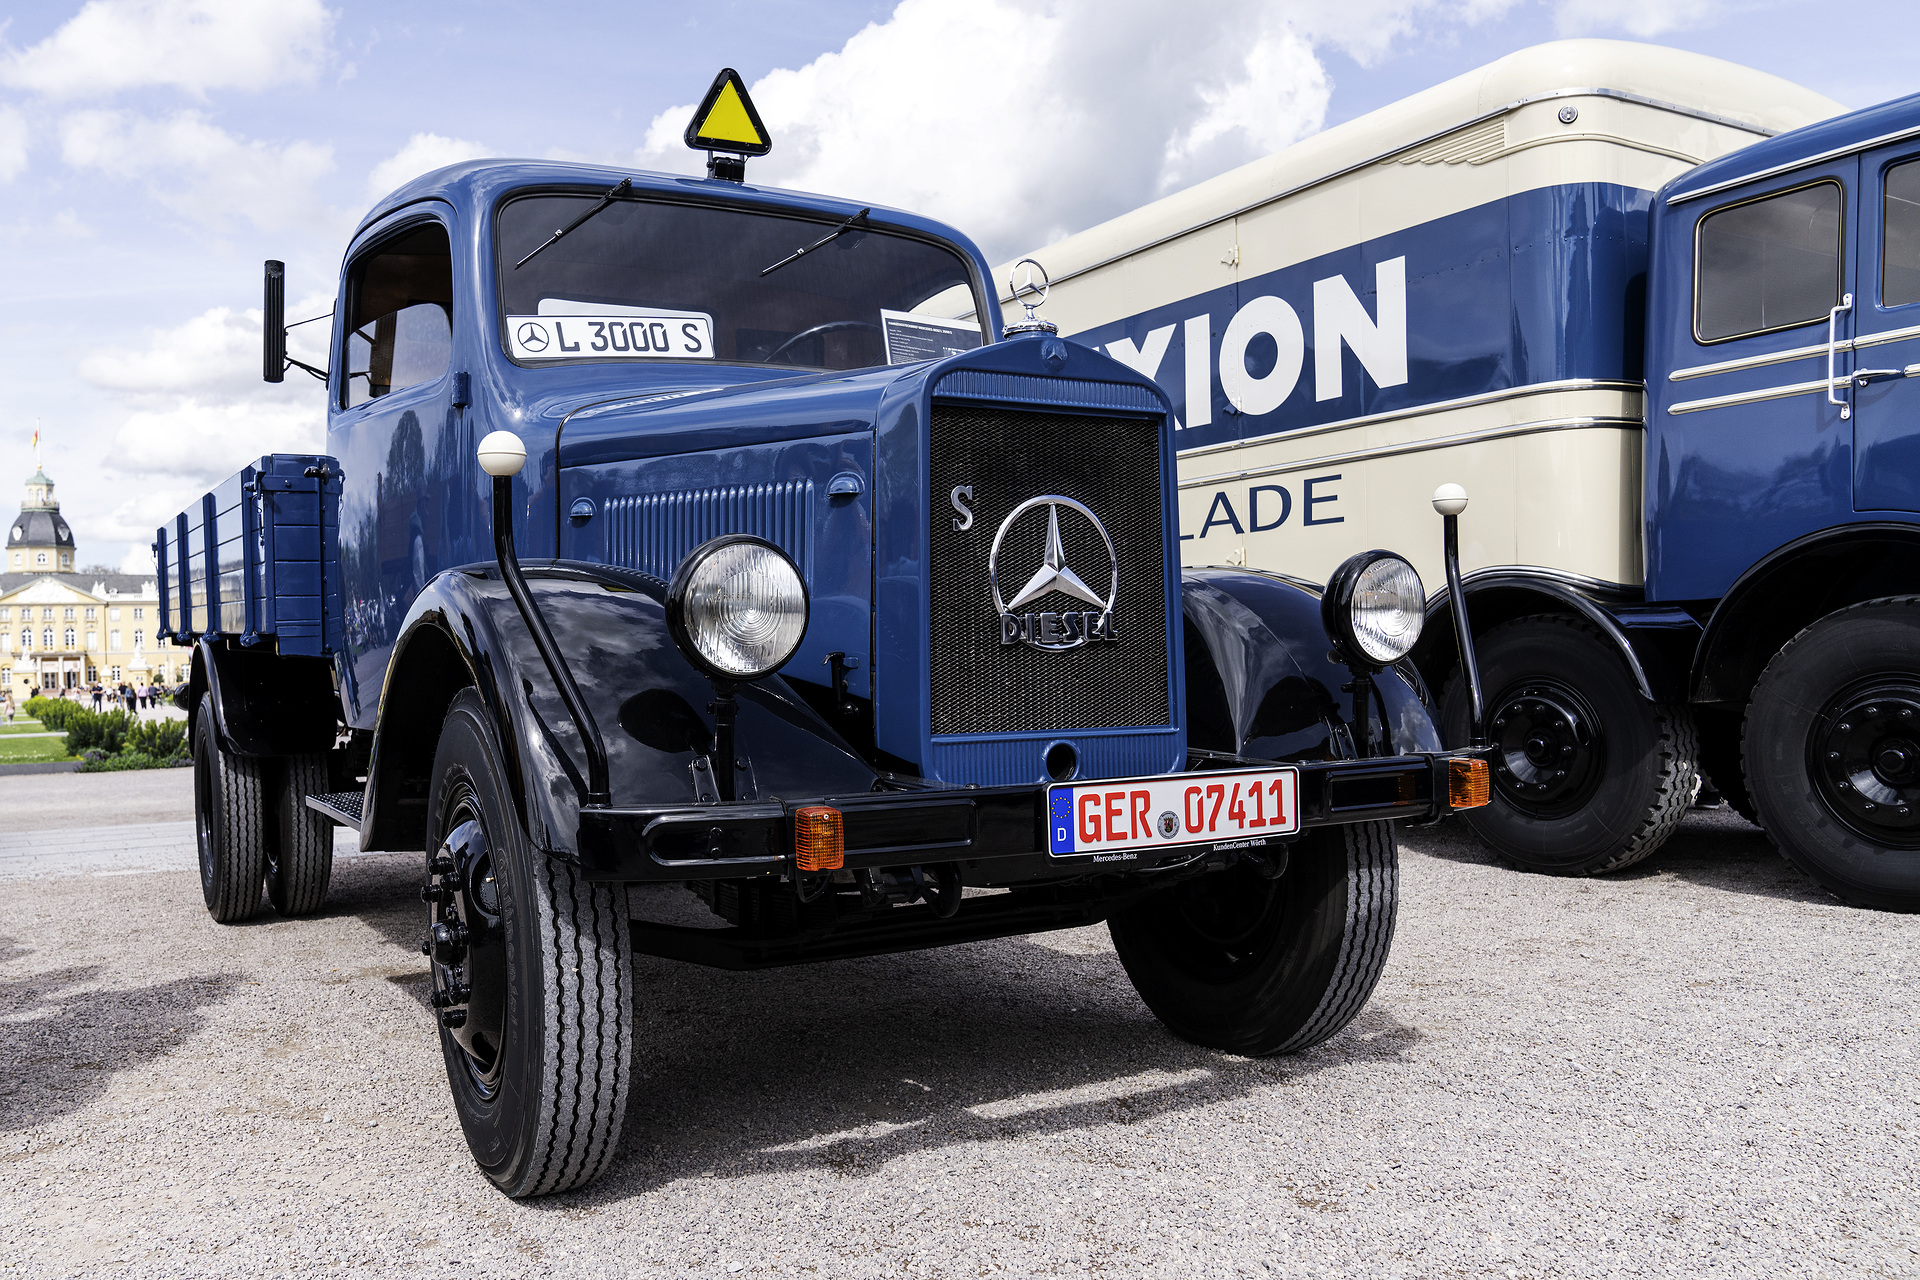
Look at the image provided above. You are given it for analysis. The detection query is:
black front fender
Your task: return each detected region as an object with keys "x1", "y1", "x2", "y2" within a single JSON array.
[
  {"x1": 359, "y1": 562, "x2": 879, "y2": 856},
  {"x1": 1182, "y1": 567, "x2": 1439, "y2": 762}
]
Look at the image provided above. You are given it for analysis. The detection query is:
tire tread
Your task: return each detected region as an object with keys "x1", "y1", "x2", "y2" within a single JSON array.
[
  {"x1": 268, "y1": 753, "x2": 334, "y2": 916},
  {"x1": 1274, "y1": 821, "x2": 1398, "y2": 1053}
]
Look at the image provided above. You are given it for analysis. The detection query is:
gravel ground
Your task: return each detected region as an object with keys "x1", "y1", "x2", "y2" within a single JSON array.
[{"x1": 2, "y1": 774, "x2": 1916, "y2": 1279}]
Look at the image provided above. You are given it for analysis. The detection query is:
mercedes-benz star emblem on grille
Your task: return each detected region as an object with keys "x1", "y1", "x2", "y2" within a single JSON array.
[{"x1": 987, "y1": 495, "x2": 1119, "y2": 651}]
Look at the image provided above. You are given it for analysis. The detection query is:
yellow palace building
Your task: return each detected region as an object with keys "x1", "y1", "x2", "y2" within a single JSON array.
[{"x1": 0, "y1": 465, "x2": 174, "y2": 695}]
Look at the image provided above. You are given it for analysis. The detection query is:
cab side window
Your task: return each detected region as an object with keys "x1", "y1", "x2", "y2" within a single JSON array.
[
  {"x1": 1694, "y1": 181, "x2": 1843, "y2": 343},
  {"x1": 343, "y1": 222, "x2": 453, "y2": 409},
  {"x1": 1883, "y1": 158, "x2": 1920, "y2": 307}
]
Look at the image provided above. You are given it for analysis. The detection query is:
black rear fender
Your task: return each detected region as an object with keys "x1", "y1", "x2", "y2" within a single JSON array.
[
  {"x1": 359, "y1": 563, "x2": 878, "y2": 855},
  {"x1": 1181, "y1": 567, "x2": 1437, "y2": 761},
  {"x1": 181, "y1": 637, "x2": 337, "y2": 757}
]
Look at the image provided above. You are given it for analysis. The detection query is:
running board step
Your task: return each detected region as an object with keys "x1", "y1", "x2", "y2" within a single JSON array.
[{"x1": 305, "y1": 789, "x2": 366, "y2": 830}]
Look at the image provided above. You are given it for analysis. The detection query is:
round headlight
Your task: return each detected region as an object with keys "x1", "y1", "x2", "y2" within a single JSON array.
[
  {"x1": 665, "y1": 536, "x2": 810, "y2": 681},
  {"x1": 1323, "y1": 550, "x2": 1424, "y2": 666}
]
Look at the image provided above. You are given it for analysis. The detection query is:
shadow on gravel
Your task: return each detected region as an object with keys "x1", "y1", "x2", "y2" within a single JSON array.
[
  {"x1": 308, "y1": 848, "x2": 1428, "y2": 1203},
  {"x1": 0, "y1": 961, "x2": 240, "y2": 1134},
  {"x1": 1403, "y1": 810, "x2": 1841, "y2": 908}
]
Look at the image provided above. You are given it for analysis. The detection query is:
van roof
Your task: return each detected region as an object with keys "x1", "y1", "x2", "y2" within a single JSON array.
[{"x1": 999, "y1": 39, "x2": 1841, "y2": 298}]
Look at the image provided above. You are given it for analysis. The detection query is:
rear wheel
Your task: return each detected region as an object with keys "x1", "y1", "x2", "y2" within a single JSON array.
[
  {"x1": 266, "y1": 753, "x2": 334, "y2": 916},
  {"x1": 424, "y1": 689, "x2": 633, "y2": 1196},
  {"x1": 1745, "y1": 597, "x2": 1920, "y2": 912},
  {"x1": 1108, "y1": 822, "x2": 1396, "y2": 1056},
  {"x1": 193, "y1": 710, "x2": 265, "y2": 923},
  {"x1": 1440, "y1": 614, "x2": 1696, "y2": 874}
]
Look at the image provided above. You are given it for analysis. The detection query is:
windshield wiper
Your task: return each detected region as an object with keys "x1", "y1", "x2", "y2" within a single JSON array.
[
  {"x1": 760, "y1": 208, "x2": 870, "y2": 277},
  {"x1": 514, "y1": 178, "x2": 633, "y2": 269}
]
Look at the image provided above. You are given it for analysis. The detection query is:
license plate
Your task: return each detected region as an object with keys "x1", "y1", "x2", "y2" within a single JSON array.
[{"x1": 1046, "y1": 766, "x2": 1300, "y2": 861}]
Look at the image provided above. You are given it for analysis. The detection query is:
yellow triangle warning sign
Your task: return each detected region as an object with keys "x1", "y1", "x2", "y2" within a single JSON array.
[{"x1": 684, "y1": 68, "x2": 772, "y2": 157}]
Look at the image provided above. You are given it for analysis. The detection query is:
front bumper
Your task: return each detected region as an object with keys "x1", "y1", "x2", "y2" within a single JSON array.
[{"x1": 578, "y1": 749, "x2": 1488, "y2": 884}]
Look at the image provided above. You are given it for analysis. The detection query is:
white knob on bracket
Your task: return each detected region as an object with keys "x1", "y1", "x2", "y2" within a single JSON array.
[
  {"x1": 478, "y1": 431, "x2": 527, "y2": 477},
  {"x1": 1432, "y1": 483, "x2": 1469, "y2": 516}
]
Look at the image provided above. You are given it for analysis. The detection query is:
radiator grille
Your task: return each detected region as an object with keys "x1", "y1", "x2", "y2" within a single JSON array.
[
  {"x1": 602, "y1": 481, "x2": 812, "y2": 582},
  {"x1": 928, "y1": 402, "x2": 1170, "y2": 735}
]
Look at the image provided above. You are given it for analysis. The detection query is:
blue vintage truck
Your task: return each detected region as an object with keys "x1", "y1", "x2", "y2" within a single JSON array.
[
  {"x1": 996, "y1": 41, "x2": 1920, "y2": 912},
  {"x1": 159, "y1": 75, "x2": 1489, "y2": 1197}
]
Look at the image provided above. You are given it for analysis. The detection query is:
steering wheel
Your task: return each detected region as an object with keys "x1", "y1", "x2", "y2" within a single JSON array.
[{"x1": 763, "y1": 320, "x2": 884, "y2": 365}]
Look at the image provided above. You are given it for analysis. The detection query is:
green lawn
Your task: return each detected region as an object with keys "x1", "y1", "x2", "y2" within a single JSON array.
[
  {"x1": 0, "y1": 720, "x2": 47, "y2": 735},
  {"x1": 0, "y1": 734, "x2": 73, "y2": 763}
]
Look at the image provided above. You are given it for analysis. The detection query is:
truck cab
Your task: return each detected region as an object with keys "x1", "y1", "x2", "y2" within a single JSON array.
[{"x1": 165, "y1": 77, "x2": 1490, "y2": 1197}]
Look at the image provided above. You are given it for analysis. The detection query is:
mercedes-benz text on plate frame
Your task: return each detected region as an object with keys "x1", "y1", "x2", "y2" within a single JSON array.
[
  {"x1": 1048, "y1": 766, "x2": 1300, "y2": 859},
  {"x1": 988, "y1": 494, "x2": 1120, "y2": 650}
]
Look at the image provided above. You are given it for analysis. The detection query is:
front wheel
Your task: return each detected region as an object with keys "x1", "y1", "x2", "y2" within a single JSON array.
[
  {"x1": 1440, "y1": 614, "x2": 1697, "y2": 874},
  {"x1": 425, "y1": 689, "x2": 633, "y2": 1196},
  {"x1": 1108, "y1": 822, "x2": 1397, "y2": 1056},
  {"x1": 266, "y1": 753, "x2": 333, "y2": 916},
  {"x1": 1745, "y1": 597, "x2": 1920, "y2": 912}
]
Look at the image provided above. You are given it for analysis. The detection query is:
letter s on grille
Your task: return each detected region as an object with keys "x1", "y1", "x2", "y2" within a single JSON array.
[{"x1": 927, "y1": 401, "x2": 1170, "y2": 735}]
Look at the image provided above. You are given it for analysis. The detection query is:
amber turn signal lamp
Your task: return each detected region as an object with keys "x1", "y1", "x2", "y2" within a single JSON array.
[
  {"x1": 794, "y1": 805, "x2": 845, "y2": 872},
  {"x1": 1448, "y1": 757, "x2": 1491, "y2": 809}
]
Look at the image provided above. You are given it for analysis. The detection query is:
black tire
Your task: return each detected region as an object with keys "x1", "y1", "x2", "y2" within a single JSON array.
[
  {"x1": 192, "y1": 711, "x2": 265, "y2": 923},
  {"x1": 1108, "y1": 822, "x2": 1396, "y2": 1056},
  {"x1": 266, "y1": 753, "x2": 334, "y2": 916},
  {"x1": 425, "y1": 689, "x2": 633, "y2": 1196},
  {"x1": 1695, "y1": 706, "x2": 1760, "y2": 826},
  {"x1": 1745, "y1": 597, "x2": 1920, "y2": 912},
  {"x1": 1440, "y1": 614, "x2": 1697, "y2": 875}
]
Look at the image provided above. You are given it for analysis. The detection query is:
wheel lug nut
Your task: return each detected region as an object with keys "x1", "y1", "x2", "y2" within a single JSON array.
[
  {"x1": 438, "y1": 1009, "x2": 467, "y2": 1030},
  {"x1": 1829, "y1": 751, "x2": 1841, "y2": 760},
  {"x1": 1863, "y1": 802, "x2": 1877, "y2": 811},
  {"x1": 1839, "y1": 723, "x2": 1851, "y2": 732}
]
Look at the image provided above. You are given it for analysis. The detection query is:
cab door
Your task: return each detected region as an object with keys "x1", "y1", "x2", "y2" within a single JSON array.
[{"x1": 1852, "y1": 143, "x2": 1920, "y2": 512}]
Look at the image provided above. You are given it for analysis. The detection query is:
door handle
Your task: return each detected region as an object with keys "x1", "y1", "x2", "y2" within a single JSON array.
[
  {"x1": 1828, "y1": 293, "x2": 1854, "y2": 419},
  {"x1": 1853, "y1": 367, "x2": 1905, "y2": 385}
]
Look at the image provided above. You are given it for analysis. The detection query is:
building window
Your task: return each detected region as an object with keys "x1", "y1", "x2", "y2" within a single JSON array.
[
  {"x1": 110, "y1": 630, "x2": 120, "y2": 649},
  {"x1": 110, "y1": 666, "x2": 120, "y2": 681},
  {"x1": 132, "y1": 630, "x2": 143, "y2": 650},
  {"x1": 41, "y1": 608, "x2": 52, "y2": 621},
  {"x1": 63, "y1": 607, "x2": 74, "y2": 621},
  {"x1": 110, "y1": 608, "x2": 121, "y2": 622},
  {"x1": 41, "y1": 629, "x2": 53, "y2": 649},
  {"x1": 34, "y1": 553, "x2": 46, "y2": 566},
  {"x1": 86, "y1": 631, "x2": 97, "y2": 651},
  {"x1": 63, "y1": 629, "x2": 75, "y2": 650},
  {"x1": 0, "y1": 609, "x2": 8, "y2": 622},
  {"x1": 9, "y1": 552, "x2": 18, "y2": 567},
  {"x1": 84, "y1": 607, "x2": 95, "y2": 621},
  {"x1": 19, "y1": 630, "x2": 30, "y2": 651},
  {"x1": 133, "y1": 607, "x2": 145, "y2": 620},
  {"x1": 59, "y1": 553, "x2": 69, "y2": 567}
]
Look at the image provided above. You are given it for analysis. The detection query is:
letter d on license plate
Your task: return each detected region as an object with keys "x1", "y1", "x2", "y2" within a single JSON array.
[{"x1": 1046, "y1": 766, "x2": 1299, "y2": 860}]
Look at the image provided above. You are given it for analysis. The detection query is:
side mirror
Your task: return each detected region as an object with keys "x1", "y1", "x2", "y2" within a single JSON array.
[{"x1": 263, "y1": 260, "x2": 286, "y2": 384}]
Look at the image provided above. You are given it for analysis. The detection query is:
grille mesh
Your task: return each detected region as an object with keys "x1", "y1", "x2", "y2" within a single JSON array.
[{"x1": 928, "y1": 402, "x2": 1170, "y2": 735}]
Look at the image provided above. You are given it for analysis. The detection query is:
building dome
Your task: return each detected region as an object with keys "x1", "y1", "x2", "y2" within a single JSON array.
[{"x1": 7, "y1": 466, "x2": 75, "y2": 572}]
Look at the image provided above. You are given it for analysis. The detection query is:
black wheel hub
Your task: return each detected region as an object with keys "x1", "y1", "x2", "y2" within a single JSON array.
[
  {"x1": 1811, "y1": 684, "x2": 1920, "y2": 846},
  {"x1": 423, "y1": 804, "x2": 508, "y2": 1097},
  {"x1": 1168, "y1": 863, "x2": 1283, "y2": 978},
  {"x1": 1487, "y1": 684, "x2": 1602, "y2": 816}
]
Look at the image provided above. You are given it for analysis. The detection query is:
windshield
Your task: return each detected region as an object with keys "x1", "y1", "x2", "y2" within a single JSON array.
[{"x1": 496, "y1": 193, "x2": 986, "y2": 372}]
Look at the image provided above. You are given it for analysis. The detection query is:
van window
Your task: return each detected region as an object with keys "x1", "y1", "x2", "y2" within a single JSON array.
[
  {"x1": 343, "y1": 222, "x2": 453, "y2": 408},
  {"x1": 1883, "y1": 158, "x2": 1920, "y2": 307},
  {"x1": 1694, "y1": 181, "x2": 1843, "y2": 343}
]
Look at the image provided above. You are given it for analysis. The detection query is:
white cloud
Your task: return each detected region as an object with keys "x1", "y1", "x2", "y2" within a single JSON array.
[
  {"x1": 1551, "y1": 0, "x2": 1731, "y2": 37},
  {"x1": 0, "y1": 106, "x2": 27, "y2": 181},
  {"x1": 59, "y1": 109, "x2": 338, "y2": 234},
  {"x1": 368, "y1": 131, "x2": 492, "y2": 201},
  {"x1": 628, "y1": 0, "x2": 1511, "y2": 261},
  {"x1": 1, "y1": 0, "x2": 333, "y2": 99}
]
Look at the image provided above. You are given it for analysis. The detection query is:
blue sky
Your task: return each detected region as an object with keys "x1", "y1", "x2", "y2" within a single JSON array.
[{"x1": 0, "y1": 0, "x2": 1913, "y2": 570}]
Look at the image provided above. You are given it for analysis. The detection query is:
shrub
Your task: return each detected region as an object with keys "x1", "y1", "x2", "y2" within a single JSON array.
[
  {"x1": 25, "y1": 696, "x2": 85, "y2": 731},
  {"x1": 78, "y1": 751, "x2": 173, "y2": 773},
  {"x1": 63, "y1": 709, "x2": 132, "y2": 756},
  {"x1": 126, "y1": 718, "x2": 187, "y2": 761}
]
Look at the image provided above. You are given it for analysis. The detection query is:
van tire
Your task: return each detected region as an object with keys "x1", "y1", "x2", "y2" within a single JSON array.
[
  {"x1": 1440, "y1": 614, "x2": 1696, "y2": 875},
  {"x1": 1108, "y1": 821, "x2": 1397, "y2": 1056},
  {"x1": 266, "y1": 753, "x2": 334, "y2": 916},
  {"x1": 426, "y1": 690, "x2": 633, "y2": 1196},
  {"x1": 1744, "y1": 597, "x2": 1920, "y2": 912},
  {"x1": 193, "y1": 711, "x2": 265, "y2": 923}
]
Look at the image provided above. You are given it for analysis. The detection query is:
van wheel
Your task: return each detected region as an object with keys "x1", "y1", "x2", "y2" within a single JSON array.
[
  {"x1": 193, "y1": 711, "x2": 265, "y2": 923},
  {"x1": 1745, "y1": 597, "x2": 1920, "y2": 912},
  {"x1": 266, "y1": 753, "x2": 333, "y2": 916},
  {"x1": 1108, "y1": 822, "x2": 1396, "y2": 1056},
  {"x1": 425, "y1": 689, "x2": 633, "y2": 1196},
  {"x1": 1440, "y1": 614, "x2": 1696, "y2": 874}
]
